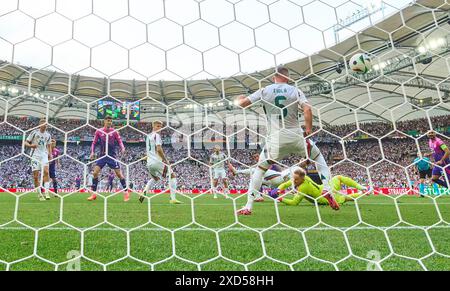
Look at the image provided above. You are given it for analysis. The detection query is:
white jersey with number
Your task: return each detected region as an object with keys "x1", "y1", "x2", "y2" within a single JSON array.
[
  {"x1": 210, "y1": 152, "x2": 227, "y2": 170},
  {"x1": 146, "y1": 132, "x2": 162, "y2": 164},
  {"x1": 26, "y1": 129, "x2": 51, "y2": 158},
  {"x1": 248, "y1": 83, "x2": 308, "y2": 135},
  {"x1": 249, "y1": 83, "x2": 310, "y2": 161}
]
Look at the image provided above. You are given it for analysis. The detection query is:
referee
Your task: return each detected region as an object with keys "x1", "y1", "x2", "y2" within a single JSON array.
[{"x1": 413, "y1": 153, "x2": 435, "y2": 197}]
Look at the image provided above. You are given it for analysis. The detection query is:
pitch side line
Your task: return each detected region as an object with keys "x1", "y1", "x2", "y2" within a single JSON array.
[{"x1": 1, "y1": 225, "x2": 449, "y2": 232}]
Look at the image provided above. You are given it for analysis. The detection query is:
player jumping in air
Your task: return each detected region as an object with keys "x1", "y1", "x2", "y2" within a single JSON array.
[
  {"x1": 88, "y1": 115, "x2": 129, "y2": 201},
  {"x1": 24, "y1": 119, "x2": 52, "y2": 201},
  {"x1": 427, "y1": 131, "x2": 450, "y2": 189},
  {"x1": 139, "y1": 120, "x2": 181, "y2": 204},
  {"x1": 236, "y1": 66, "x2": 339, "y2": 215},
  {"x1": 210, "y1": 145, "x2": 231, "y2": 199},
  {"x1": 270, "y1": 167, "x2": 369, "y2": 207},
  {"x1": 49, "y1": 139, "x2": 61, "y2": 197}
]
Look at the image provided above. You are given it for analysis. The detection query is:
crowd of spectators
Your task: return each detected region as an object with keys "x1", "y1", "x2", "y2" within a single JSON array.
[{"x1": 0, "y1": 115, "x2": 448, "y2": 191}]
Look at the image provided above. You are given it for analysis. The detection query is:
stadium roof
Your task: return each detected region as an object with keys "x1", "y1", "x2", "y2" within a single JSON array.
[{"x1": 0, "y1": 0, "x2": 449, "y2": 127}]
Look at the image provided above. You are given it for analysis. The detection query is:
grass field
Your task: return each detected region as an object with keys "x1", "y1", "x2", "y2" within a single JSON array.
[{"x1": 0, "y1": 191, "x2": 449, "y2": 271}]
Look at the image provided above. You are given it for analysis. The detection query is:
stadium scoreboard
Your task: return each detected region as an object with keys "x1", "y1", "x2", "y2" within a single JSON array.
[{"x1": 97, "y1": 100, "x2": 140, "y2": 120}]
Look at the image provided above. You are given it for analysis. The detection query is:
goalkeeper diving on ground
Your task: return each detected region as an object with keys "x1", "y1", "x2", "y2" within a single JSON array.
[{"x1": 269, "y1": 167, "x2": 371, "y2": 207}]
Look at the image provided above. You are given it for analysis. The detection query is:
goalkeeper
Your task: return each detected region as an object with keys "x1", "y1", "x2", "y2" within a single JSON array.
[{"x1": 270, "y1": 167, "x2": 370, "y2": 206}]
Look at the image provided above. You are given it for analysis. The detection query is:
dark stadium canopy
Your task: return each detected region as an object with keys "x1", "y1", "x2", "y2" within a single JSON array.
[{"x1": 0, "y1": 0, "x2": 449, "y2": 127}]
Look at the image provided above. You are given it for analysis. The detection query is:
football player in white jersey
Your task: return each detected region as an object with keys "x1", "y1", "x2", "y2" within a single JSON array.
[
  {"x1": 139, "y1": 120, "x2": 181, "y2": 204},
  {"x1": 236, "y1": 66, "x2": 339, "y2": 215},
  {"x1": 24, "y1": 119, "x2": 52, "y2": 201},
  {"x1": 210, "y1": 145, "x2": 231, "y2": 199}
]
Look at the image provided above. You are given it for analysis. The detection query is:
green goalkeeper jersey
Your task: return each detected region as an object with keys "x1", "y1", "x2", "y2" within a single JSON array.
[
  {"x1": 278, "y1": 176, "x2": 327, "y2": 204},
  {"x1": 278, "y1": 175, "x2": 365, "y2": 206}
]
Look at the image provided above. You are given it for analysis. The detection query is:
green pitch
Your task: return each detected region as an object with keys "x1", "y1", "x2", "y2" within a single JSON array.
[{"x1": 0, "y1": 192, "x2": 449, "y2": 271}]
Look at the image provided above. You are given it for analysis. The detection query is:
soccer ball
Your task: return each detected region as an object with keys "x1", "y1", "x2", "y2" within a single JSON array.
[{"x1": 349, "y1": 53, "x2": 372, "y2": 74}]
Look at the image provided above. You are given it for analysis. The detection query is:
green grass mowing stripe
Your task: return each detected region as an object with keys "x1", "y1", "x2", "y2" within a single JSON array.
[{"x1": 0, "y1": 193, "x2": 449, "y2": 270}]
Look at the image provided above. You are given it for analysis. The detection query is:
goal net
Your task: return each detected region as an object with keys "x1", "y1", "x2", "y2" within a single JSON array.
[{"x1": 0, "y1": 0, "x2": 449, "y2": 271}]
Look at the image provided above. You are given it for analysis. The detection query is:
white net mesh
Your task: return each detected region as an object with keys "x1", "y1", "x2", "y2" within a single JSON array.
[{"x1": 0, "y1": 0, "x2": 449, "y2": 271}]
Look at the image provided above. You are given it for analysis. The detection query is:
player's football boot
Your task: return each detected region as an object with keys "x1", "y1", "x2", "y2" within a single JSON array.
[
  {"x1": 123, "y1": 192, "x2": 130, "y2": 202},
  {"x1": 87, "y1": 194, "x2": 97, "y2": 201},
  {"x1": 169, "y1": 199, "x2": 182, "y2": 204},
  {"x1": 139, "y1": 192, "x2": 147, "y2": 203},
  {"x1": 38, "y1": 194, "x2": 46, "y2": 201},
  {"x1": 324, "y1": 193, "x2": 340, "y2": 210},
  {"x1": 236, "y1": 207, "x2": 252, "y2": 216}
]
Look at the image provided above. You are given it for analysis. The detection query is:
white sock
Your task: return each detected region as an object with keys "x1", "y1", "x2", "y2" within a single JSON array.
[
  {"x1": 44, "y1": 182, "x2": 50, "y2": 193},
  {"x1": 311, "y1": 147, "x2": 331, "y2": 192},
  {"x1": 144, "y1": 179, "x2": 156, "y2": 194},
  {"x1": 245, "y1": 167, "x2": 265, "y2": 210},
  {"x1": 237, "y1": 169, "x2": 253, "y2": 176},
  {"x1": 255, "y1": 191, "x2": 263, "y2": 199},
  {"x1": 169, "y1": 178, "x2": 177, "y2": 201}
]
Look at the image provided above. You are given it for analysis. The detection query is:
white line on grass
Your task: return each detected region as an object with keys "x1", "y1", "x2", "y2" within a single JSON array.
[{"x1": 1, "y1": 225, "x2": 449, "y2": 232}]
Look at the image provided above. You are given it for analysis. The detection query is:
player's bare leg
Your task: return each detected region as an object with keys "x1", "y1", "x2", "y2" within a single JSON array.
[
  {"x1": 114, "y1": 168, "x2": 129, "y2": 202},
  {"x1": 87, "y1": 165, "x2": 102, "y2": 201}
]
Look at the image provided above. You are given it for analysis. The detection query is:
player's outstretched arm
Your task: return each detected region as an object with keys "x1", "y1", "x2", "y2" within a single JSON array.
[{"x1": 237, "y1": 95, "x2": 251, "y2": 108}]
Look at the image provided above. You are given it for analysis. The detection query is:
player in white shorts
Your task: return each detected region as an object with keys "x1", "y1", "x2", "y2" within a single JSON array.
[
  {"x1": 139, "y1": 120, "x2": 181, "y2": 204},
  {"x1": 24, "y1": 119, "x2": 52, "y2": 201},
  {"x1": 236, "y1": 66, "x2": 339, "y2": 215},
  {"x1": 210, "y1": 145, "x2": 231, "y2": 199},
  {"x1": 229, "y1": 162, "x2": 291, "y2": 202}
]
